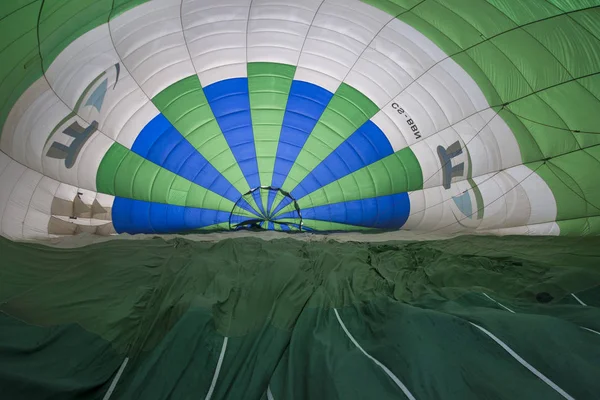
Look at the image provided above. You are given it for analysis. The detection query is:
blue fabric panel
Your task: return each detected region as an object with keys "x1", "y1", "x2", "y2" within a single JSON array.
[
  {"x1": 291, "y1": 120, "x2": 394, "y2": 200},
  {"x1": 266, "y1": 190, "x2": 279, "y2": 218},
  {"x1": 268, "y1": 221, "x2": 275, "y2": 231},
  {"x1": 279, "y1": 224, "x2": 290, "y2": 232},
  {"x1": 203, "y1": 78, "x2": 262, "y2": 194},
  {"x1": 131, "y1": 114, "x2": 258, "y2": 216},
  {"x1": 270, "y1": 81, "x2": 333, "y2": 200},
  {"x1": 112, "y1": 198, "x2": 230, "y2": 234},
  {"x1": 276, "y1": 193, "x2": 411, "y2": 230}
]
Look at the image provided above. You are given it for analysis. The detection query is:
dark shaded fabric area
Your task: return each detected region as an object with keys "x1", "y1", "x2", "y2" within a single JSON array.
[{"x1": 0, "y1": 235, "x2": 599, "y2": 399}]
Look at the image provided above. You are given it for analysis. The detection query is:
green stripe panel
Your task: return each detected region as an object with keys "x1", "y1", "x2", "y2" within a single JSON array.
[
  {"x1": 281, "y1": 83, "x2": 380, "y2": 193},
  {"x1": 39, "y1": 0, "x2": 112, "y2": 71},
  {"x1": 196, "y1": 222, "x2": 230, "y2": 231},
  {"x1": 293, "y1": 219, "x2": 381, "y2": 232},
  {"x1": 0, "y1": 0, "x2": 151, "y2": 139},
  {"x1": 247, "y1": 62, "x2": 296, "y2": 196},
  {"x1": 0, "y1": 1, "x2": 43, "y2": 140},
  {"x1": 536, "y1": 146, "x2": 600, "y2": 229},
  {"x1": 276, "y1": 148, "x2": 423, "y2": 216},
  {"x1": 558, "y1": 216, "x2": 600, "y2": 236},
  {"x1": 96, "y1": 143, "x2": 234, "y2": 211},
  {"x1": 152, "y1": 75, "x2": 253, "y2": 195}
]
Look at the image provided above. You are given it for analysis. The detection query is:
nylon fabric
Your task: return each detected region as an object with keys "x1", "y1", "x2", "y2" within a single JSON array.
[{"x1": 1, "y1": 235, "x2": 599, "y2": 399}]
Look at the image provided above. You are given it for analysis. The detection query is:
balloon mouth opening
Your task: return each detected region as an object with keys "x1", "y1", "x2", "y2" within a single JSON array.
[{"x1": 228, "y1": 187, "x2": 303, "y2": 232}]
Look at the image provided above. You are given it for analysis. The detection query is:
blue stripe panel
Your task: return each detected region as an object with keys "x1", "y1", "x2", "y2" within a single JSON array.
[
  {"x1": 279, "y1": 224, "x2": 290, "y2": 232},
  {"x1": 203, "y1": 78, "x2": 262, "y2": 192},
  {"x1": 269, "y1": 81, "x2": 333, "y2": 211},
  {"x1": 131, "y1": 114, "x2": 257, "y2": 216},
  {"x1": 276, "y1": 193, "x2": 410, "y2": 230},
  {"x1": 112, "y1": 198, "x2": 230, "y2": 234},
  {"x1": 290, "y1": 120, "x2": 394, "y2": 200}
]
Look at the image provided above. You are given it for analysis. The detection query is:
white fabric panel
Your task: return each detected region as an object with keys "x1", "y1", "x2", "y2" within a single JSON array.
[
  {"x1": 295, "y1": 0, "x2": 391, "y2": 93},
  {"x1": 506, "y1": 165, "x2": 557, "y2": 225},
  {"x1": 96, "y1": 193, "x2": 115, "y2": 209},
  {"x1": 45, "y1": 25, "x2": 119, "y2": 109},
  {"x1": 404, "y1": 165, "x2": 556, "y2": 234},
  {"x1": 3, "y1": 169, "x2": 43, "y2": 239},
  {"x1": 526, "y1": 222, "x2": 560, "y2": 236},
  {"x1": 0, "y1": 160, "x2": 27, "y2": 238},
  {"x1": 480, "y1": 222, "x2": 560, "y2": 237},
  {"x1": 473, "y1": 171, "x2": 525, "y2": 231},
  {"x1": 247, "y1": 0, "x2": 322, "y2": 65},
  {"x1": 44, "y1": 22, "x2": 159, "y2": 149},
  {"x1": 110, "y1": 0, "x2": 196, "y2": 98},
  {"x1": 411, "y1": 108, "x2": 523, "y2": 191},
  {"x1": 1, "y1": 79, "x2": 63, "y2": 173},
  {"x1": 370, "y1": 111, "x2": 409, "y2": 152},
  {"x1": 182, "y1": 0, "x2": 251, "y2": 86},
  {"x1": 345, "y1": 19, "x2": 441, "y2": 108},
  {"x1": 95, "y1": 69, "x2": 158, "y2": 147},
  {"x1": 55, "y1": 183, "x2": 80, "y2": 202},
  {"x1": 404, "y1": 187, "x2": 455, "y2": 231},
  {"x1": 52, "y1": 216, "x2": 112, "y2": 227},
  {"x1": 30, "y1": 177, "x2": 59, "y2": 216},
  {"x1": 438, "y1": 59, "x2": 488, "y2": 111},
  {"x1": 0, "y1": 151, "x2": 11, "y2": 175},
  {"x1": 22, "y1": 210, "x2": 52, "y2": 238}
]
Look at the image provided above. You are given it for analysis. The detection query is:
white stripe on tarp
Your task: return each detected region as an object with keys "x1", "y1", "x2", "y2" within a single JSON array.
[
  {"x1": 581, "y1": 327, "x2": 600, "y2": 336},
  {"x1": 267, "y1": 385, "x2": 275, "y2": 400},
  {"x1": 205, "y1": 337, "x2": 228, "y2": 400},
  {"x1": 470, "y1": 322, "x2": 574, "y2": 400},
  {"x1": 571, "y1": 293, "x2": 587, "y2": 306},
  {"x1": 333, "y1": 309, "x2": 416, "y2": 400},
  {"x1": 102, "y1": 357, "x2": 129, "y2": 400},
  {"x1": 482, "y1": 293, "x2": 515, "y2": 313}
]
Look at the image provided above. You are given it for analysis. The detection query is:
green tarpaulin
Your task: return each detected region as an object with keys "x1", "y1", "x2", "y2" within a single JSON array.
[{"x1": 1, "y1": 235, "x2": 599, "y2": 399}]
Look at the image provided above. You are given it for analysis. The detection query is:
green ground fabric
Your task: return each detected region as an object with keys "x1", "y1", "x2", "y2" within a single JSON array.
[{"x1": 1, "y1": 235, "x2": 599, "y2": 399}]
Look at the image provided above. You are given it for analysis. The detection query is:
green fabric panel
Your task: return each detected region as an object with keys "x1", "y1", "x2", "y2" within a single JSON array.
[
  {"x1": 295, "y1": 219, "x2": 380, "y2": 232},
  {"x1": 491, "y1": 29, "x2": 570, "y2": 93},
  {"x1": 536, "y1": 149, "x2": 600, "y2": 224},
  {"x1": 557, "y1": 216, "x2": 598, "y2": 236},
  {"x1": 0, "y1": 1, "x2": 39, "y2": 19},
  {"x1": 408, "y1": 1, "x2": 487, "y2": 50},
  {"x1": 537, "y1": 81, "x2": 600, "y2": 136},
  {"x1": 111, "y1": 0, "x2": 150, "y2": 18},
  {"x1": 0, "y1": 0, "x2": 151, "y2": 138},
  {"x1": 525, "y1": 15, "x2": 600, "y2": 78},
  {"x1": 358, "y1": 0, "x2": 408, "y2": 15},
  {"x1": 578, "y1": 75, "x2": 600, "y2": 102},
  {"x1": 0, "y1": 1, "x2": 42, "y2": 139},
  {"x1": 39, "y1": 0, "x2": 113, "y2": 70},
  {"x1": 398, "y1": 11, "x2": 462, "y2": 55},
  {"x1": 496, "y1": 108, "x2": 544, "y2": 163},
  {"x1": 152, "y1": 75, "x2": 251, "y2": 194},
  {"x1": 96, "y1": 143, "x2": 234, "y2": 211},
  {"x1": 435, "y1": 0, "x2": 516, "y2": 38},
  {"x1": 283, "y1": 83, "x2": 380, "y2": 193},
  {"x1": 277, "y1": 148, "x2": 422, "y2": 215},
  {"x1": 484, "y1": 0, "x2": 560, "y2": 26},
  {"x1": 2, "y1": 236, "x2": 600, "y2": 398},
  {"x1": 548, "y1": 0, "x2": 600, "y2": 11},
  {"x1": 463, "y1": 40, "x2": 531, "y2": 101},
  {"x1": 505, "y1": 97, "x2": 577, "y2": 159},
  {"x1": 0, "y1": 313, "x2": 123, "y2": 400},
  {"x1": 247, "y1": 62, "x2": 296, "y2": 192},
  {"x1": 570, "y1": 8, "x2": 600, "y2": 41}
]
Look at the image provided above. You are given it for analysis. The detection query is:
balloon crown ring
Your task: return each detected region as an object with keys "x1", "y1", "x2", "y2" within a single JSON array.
[{"x1": 228, "y1": 186, "x2": 303, "y2": 232}]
